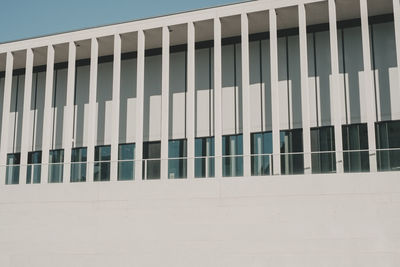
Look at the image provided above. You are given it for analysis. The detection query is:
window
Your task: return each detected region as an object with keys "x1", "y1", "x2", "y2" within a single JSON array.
[
  {"x1": 143, "y1": 141, "x2": 161, "y2": 180},
  {"x1": 27, "y1": 151, "x2": 41, "y2": 184},
  {"x1": 376, "y1": 120, "x2": 400, "y2": 171},
  {"x1": 168, "y1": 139, "x2": 187, "y2": 179},
  {"x1": 251, "y1": 132, "x2": 272, "y2": 176},
  {"x1": 195, "y1": 137, "x2": 215, "y2": 178},
  {"x1": 6, "y1": 153, "x2": 20, "y2": 185},
  {"x1": 118, "y1": 143, "x2": 135, "y2": 180},
  {"x1": 280, "y1": 129, "x2": 304, "y2": 175},
  {"x1": 49, "y1": 149, "x2": 64, "y2": 183},
  {"x1": 311, "y1": 126, "x2": 336, "y2": 174},
  {"x1": 222, "y1": 134, "x2": 243, "y2": 177},
  {"x1": 71, "y1": 147, "x2": 87, "y2": 182},
  {"x1": 94, "y1": 145, "x2": 111, "y2": 181},
  {"x1": 342, "y1": 124, "x2": 369, "y2": 172}
]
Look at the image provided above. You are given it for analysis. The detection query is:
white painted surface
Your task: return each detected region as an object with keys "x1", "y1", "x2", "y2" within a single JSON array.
[{"x1": 0, "y1": 172, "x2": 399, "y2": 267}]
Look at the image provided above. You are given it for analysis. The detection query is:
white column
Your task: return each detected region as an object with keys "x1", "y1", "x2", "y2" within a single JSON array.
[
  {"x1": 87, "y1": 38, "x2": 99, "y2": 182},
  {"x1": 111, "y1": 34, "x2": 121, "y2": 181},
  {"x1": 393, "y1": 0, "x2": 400, "y2": 87},
  {"x1": 299, "y1": 4, "x2": 312, "y2": 174},
  {"x1": 360, "y1": 0, "x2": 377, "y2": 172},
  {"x1": 20, "y1": 49, "x2": 34, "y2": 184},
  {"x1": 187, "y1": 22, "x2": 196, "y2": 179},
  {"x1": 63, "y1": 42, "x2": 76, "y2": 182},
  {"x1": 161, "y1": 26, "x2": 170, "y2": 180},
  {"x1": 241, "y1": 13, "x2": 251, "y2": 177},
  {"x1": 269, "y1": 9, "x2": 281, "y2": 175},
  {"x1": 214, "y1": 18, "x2": 223, "y2": 178},
  {"x1": 41, "y1": 45, "x2": 55, "y2": 183},
  {"x1": 0, "y1": 52, "x2": 14, "y2": 184},
  {"x1": 135, "y1": 30, "x2": 145, "y2": 181},
  {"x1": 328, "y1": 0, "x2": 344, "y2": 173}
]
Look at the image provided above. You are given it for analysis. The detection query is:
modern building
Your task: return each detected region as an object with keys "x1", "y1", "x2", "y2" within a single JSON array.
[{"x1": 0, "y1": 0, "x2": 399, "y2": 266}]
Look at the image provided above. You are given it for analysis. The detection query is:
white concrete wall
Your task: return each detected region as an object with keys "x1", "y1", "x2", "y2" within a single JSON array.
[
  {"x1": 74, "y1": 66, "x2": 90, "y2": 148},
  {"x1": 143, "y1": 55, "x2": 162, "y2": 142},
  {"x1": 278, "y1": 36, "x2": 303, "y2": 130},
  {"x1": 0, "y1": 172, "x2": 399, "y2": 267},
  {"x1": 372, "y1": 22, "x2": 400, "y2": 121},
  {"x1": 169, "y1": 51, "x2": 187, "y2": 139},
  {"x1": 7, "y1": 75, "x2": 24, "y2": 153},
  {"x1": 249, "y1": 40, "x2": 272, "y2": 132},
  {"x1": 96, "y1": 62, "x2": 113, "y2": 146},
  {"x1": 222, "y1": 44, "x2": 243, "y2": 135},
  {"x1": 119, "y1": 59, "x2": 137, "y2": 144},
  {"x1": 195, "y1": 48, "x2": 214, "y2": 138}
]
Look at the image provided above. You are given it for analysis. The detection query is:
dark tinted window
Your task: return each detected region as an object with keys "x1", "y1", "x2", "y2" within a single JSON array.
[
  {"x1": 376, "y1": 120, "x2": 400, "y2": 171},
  {"x1": 222, "y1": 134, "x2": 243, "y2": 177},
  {"x1": 6, "y1": 153, "x2": 20, "y2": 185},
  {"x1": 94, "y1": 145, "x2": 111, "y2": 181},
  {"x1": 251, "y1": 132, "x2": 272, "y2": 176},
  {"x1": 118, "y1": 143, "x2": 135, "y2": 181},
  {"x1": 168, "y1": 139, "x2": 187, "y2": 179},
  {"x1": 49, "y1": 149, "x2": 64, "y2": 183},
  {"x1": 195, "y1": 137, "x2": 215, "y2": 178},
  {"x1": 311, "y1": 126, "x2": 336, "y2": 174},
  {"x1": 143, "y1": 141, "x2": 161, "y2": 180},
  {"x1": 280, "y1": 129, "x2": 304, "y2": 175},
  {"x1": 342, "y1": 124, "x2": 369, "y2": 172}
]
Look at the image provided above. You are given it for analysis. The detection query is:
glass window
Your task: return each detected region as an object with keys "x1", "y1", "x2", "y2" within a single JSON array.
[
  {"x1": 195, "y1": 137, "x2": 215, "y2": 178},
  {"x1": 27, "y1": 151, "x2": 41, "y2": 184},
  {"x1": 222, "y1": 134, "x2": 243, "y2": 177},
  {"x1": 168, "y1": 139, "x2": 187, "y2": 179},
  {"x1": 143, "y1": 141, "x2": 161, "y2": 180},
  {"x1": 280, "y1": 129, "x2": 304, "y2": 175},
  {"x1": 94, "y1": 145, "x2": 111, "y2": 181},
  {"x1": 376, "y1": 120, "x2": 400, "y2": 171},
  {"x1": 251, "y1": 132, "x2": 272, "y2": 176},
  {"x1": 311, "y1": 126, "x2": 336, "y2": 174},
  {"x1": 6, "y1": 153, "x2": 20, "y2": 185},
  {"x1": 49, "y1": 149, "x2": 64, "y2": 183},
  {"x1": 342, "y1": 124, "x2": 369, "y2": 173},
  {"x1": 118, "y1": 143, "x2": 135, "y2": 180},
  {"x1": 71, "y1": 147, "x2": 87, "y2": 182}
]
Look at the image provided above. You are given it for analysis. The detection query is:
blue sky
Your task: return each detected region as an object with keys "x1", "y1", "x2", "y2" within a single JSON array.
[{"x1": 0, "y1": 0, "x2": 246, "y2": 43}]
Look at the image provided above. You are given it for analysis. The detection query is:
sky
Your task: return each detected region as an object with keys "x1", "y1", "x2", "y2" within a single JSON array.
[{"x1": 0, "y1": 0, "x2": 247, "y2": 43}]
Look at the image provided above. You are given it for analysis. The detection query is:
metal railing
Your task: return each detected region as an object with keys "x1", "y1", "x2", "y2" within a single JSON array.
[{"x1": 1, "y1": 148, "x2": 400, "y2": 185}]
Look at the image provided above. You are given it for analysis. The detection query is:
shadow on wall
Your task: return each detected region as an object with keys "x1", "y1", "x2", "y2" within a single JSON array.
[
  {"x1": 74, "y1": 65, "x2": 89, "y2": 147},
  {"x1": 119, "y1": 59, "x2": 137, "y2": 144}
]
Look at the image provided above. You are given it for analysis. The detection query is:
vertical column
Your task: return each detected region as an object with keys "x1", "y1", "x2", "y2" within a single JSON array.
[
  {"x1": 111, "y1": 34, "x2": 122, "y2": 181},
  {"x1": 0, "y1": 52, "x2": 14, "y2": 184},
  {"x1": 41, "y1": 45, "x2": 55, "y2": 183},
  {"x1": 269, "y1": 9, "x2": 281, "y2": 175},
  {"x1": 135, "y1": 30, "x2": 145, "y2": 181},
  {"x1": 241, "y1": 13, "x2": 251, "y2": 177},
  {"x1": 63, "y1": 42, "x2": 76, "y2": 182},
  {"x1": 393, "y1": 0, "x2": 400, "y2": 87},
  {"x1": 187, "y1": 22, "x2": 196, "y2": 179},
  {"x1": 161, "y1": 26, "x2": 170, "y2": 180},
  {"x1": 360, "y1": 0, "x2": 377, "y2": 172},
  {"x1": 299, "y1": 4, "x2": 312, "y2": 174},
  {"x1": 20, "y1": 49, "x2": 34, "y2": 184},
  {"x1": 329, "y1": 0, "x2": 344, "y2": 173},
  {"x1": 87, "y1": 38, "x2": 99, "y2": 182},
  {"x1": 214, "y1": 18, "x2": 223, "y2": 178}
]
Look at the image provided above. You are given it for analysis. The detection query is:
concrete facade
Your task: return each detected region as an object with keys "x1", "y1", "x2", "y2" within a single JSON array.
[{"x1": 0, "y1": 0, "x2": 399, "y2": 265}]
